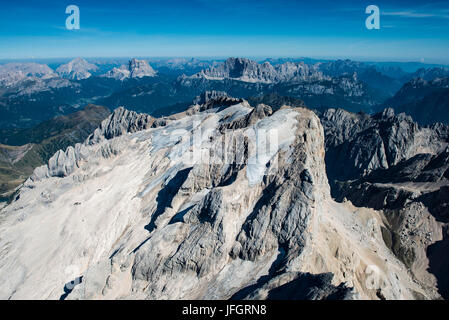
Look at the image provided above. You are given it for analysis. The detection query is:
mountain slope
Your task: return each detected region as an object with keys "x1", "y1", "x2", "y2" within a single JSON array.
[
  {"x1": 100, "y1": 70, "x2": 381, "y2": 116},
  {"x1": 407, "y1": 67, "x2": 449, "y2": 81},
  {"x1": 0, "y1": 101, "x2": 431, "y2": 300}
]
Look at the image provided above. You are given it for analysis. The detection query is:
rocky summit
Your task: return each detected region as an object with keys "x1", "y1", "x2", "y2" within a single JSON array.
[{"x1": 0, "y1": 97, "x2": 434, "y2": 300}]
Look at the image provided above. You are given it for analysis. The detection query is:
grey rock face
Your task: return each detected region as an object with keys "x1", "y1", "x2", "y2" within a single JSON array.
[
  {"x1": 0, "y1": 62, "x2": 76, "y2": 96},
  {"x1": 317, "y1": 59, "x2": 367, "y2": 77},
  {"x1": 128, "y1": 58, "x2": 157, "y2": 78}
]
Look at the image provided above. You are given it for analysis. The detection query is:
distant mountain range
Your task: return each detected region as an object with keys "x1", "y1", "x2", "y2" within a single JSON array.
[
  {"x1": 189, "y1": 57, "x2": 326, "y2": 83},
  {"x1": 0, "y1": 56, "x2": 449, "y2": 130}
]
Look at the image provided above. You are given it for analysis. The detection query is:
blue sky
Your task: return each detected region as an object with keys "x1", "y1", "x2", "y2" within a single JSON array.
[{"x1": 0, "y1": 0, "x2": 448, "y2": 63}]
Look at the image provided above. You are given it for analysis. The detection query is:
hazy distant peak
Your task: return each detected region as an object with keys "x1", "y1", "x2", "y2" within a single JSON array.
[
  {"x1": 102, "y1": 58, "x2": 156, "y2": 80},
  {"x1": 56, "y1": 58, "x2": 98, "y2": 80}
]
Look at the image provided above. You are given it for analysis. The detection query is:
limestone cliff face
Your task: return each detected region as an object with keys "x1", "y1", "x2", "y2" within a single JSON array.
[{"x1": 0, "y1": 100, "x2": 431, "y2": 300}]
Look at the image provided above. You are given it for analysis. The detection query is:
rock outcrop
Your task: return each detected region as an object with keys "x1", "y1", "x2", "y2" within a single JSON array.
[
  {"x1": 334, "y1": 150, "x2": 449, "y2": 299},
  {"x1": 193, "y1": 90, "x2": 230, "y2": 105}
]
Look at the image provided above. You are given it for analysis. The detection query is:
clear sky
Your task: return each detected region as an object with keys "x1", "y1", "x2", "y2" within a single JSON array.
[{"x1": 0, "y1": 0, "x2": 448, "y2": 63}]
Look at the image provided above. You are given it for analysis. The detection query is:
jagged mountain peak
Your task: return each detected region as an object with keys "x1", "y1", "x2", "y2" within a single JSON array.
[{"x1": 127, "y1": 58, "x2": 156, "y2": 78}]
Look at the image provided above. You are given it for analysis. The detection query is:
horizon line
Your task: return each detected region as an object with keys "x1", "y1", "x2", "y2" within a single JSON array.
[{"x1": 0, "y1": 55, "x2": 448, "y2": 66}]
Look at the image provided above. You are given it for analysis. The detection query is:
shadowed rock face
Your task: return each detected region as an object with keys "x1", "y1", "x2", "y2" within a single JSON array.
[
  {"x1": 322, "y1": 107, "x2": 449, "y2": 299},
  {"x1": 0, "y1": 99, "x2": 429, "y2": 300},
  {"x1": 265, "y1": 273, "x2": 353, "y2": 300}
]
